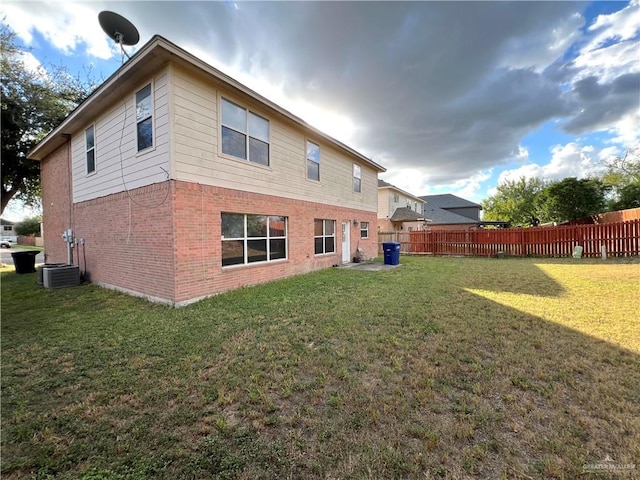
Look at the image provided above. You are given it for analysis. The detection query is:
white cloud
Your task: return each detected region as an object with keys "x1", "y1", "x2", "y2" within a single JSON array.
[
  {"x1": 606, "y1": 112, "x2": 640, "y2": 146},
  {"x1": 572, "y1": 0, "x2": 640, "y2": 83},
  {"x1": 2, "y1": 2, "x2": 122, "y2": 60},
  {"x1": 497, "y1": 142, "x2": 608, "y2": 185}
]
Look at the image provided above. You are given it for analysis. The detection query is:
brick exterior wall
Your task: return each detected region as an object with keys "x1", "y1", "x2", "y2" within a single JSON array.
[
  {"x1": 41, "y1": 141, "x2": 73, "y2": 264},
  {"x1": 171, "y1": 181, "x2": 378, "y2": 304},
  {"x1": 45, "y1": 175, "x2": 377, "y2": 305}
]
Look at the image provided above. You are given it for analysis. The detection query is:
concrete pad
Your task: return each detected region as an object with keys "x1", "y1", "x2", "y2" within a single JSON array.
[{"x1": 335, "y1": 261, "x2": 401, "y2": 271}]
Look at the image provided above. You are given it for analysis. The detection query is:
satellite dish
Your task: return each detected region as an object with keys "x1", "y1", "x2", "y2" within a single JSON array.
[{"x1": 99, "y1": 11, "x2": 139, "y2": 59}]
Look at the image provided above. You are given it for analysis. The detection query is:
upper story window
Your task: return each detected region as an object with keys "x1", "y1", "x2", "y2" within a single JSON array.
[
  {"x1": 85, "y1": 125, "x2": 95, "y2": 174},
  {"x1": 393, "y1": 193, "x2": 399, "y2": 203},
  {"x1": 221, "y1": 98, "x2": 270, "y2": 166},
  {"x1": 3, "y1": 226, "x2": 12, "y2": 232},
  {"x1": 136, "y1": 84, "x2": 153, "y2": 151},
  {"x1": 306, "y1": 140, "x2": 320, "y2": 181},
  {"x1": 353, "y1": 164, "x2": 362, "y2": 193}
]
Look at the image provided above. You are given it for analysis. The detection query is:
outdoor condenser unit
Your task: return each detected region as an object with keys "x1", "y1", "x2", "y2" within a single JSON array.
[{"x1": 43, "y1": 265, "x2": 80, "y2": 289}]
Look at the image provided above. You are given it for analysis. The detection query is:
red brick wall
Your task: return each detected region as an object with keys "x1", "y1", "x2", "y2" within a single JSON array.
[
  {"x1": 40, "y1": 141, "x2": 73, "y2": 264},
  {"x1": 73, "y1": 182, "x2": 175, "y2": 302},
  {"x1": 49, "y1": 179, "x2": 377, "y2": 304},
  {"x1": 171, "y1": 181, "x2": 378, "y2": 304}
]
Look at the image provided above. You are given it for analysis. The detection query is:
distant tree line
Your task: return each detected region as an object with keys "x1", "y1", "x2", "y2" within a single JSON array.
[{"x1": 482, "y1": 147, "x2": 640, "y2": 226}]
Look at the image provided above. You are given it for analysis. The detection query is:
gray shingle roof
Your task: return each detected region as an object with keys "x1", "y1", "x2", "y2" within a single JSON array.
[
  {"x1": 390, "y1": 207, "x2": 425, "y2": 222},
  {"x1": 419, "y1": 194, "x2": 482, "y2": 209},
  {"x1": 422, "y1": 206, "x2": 478, "y2": 225}
]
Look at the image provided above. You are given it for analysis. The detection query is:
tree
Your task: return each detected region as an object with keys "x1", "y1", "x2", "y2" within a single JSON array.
[
  {"x1": 13, "y1": 216, "x2": 42, "y2": 236},
  {"x1": 536, "y1": 177, "x2": 609, "y2": 223},
  {"x1": 482, "y1": 177, "x2": 547, "y2": 226},
  {"x1": 601, "y1": 147, "x2": 640, "y2": 211},
  {"x1": 609, "y1": 182, "x2": 640, "y2": 211},
  {"x1": 1, "y1": 22, "x2": 95, "y2": 215}
]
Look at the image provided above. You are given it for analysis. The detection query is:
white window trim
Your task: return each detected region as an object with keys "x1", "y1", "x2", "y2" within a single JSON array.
[
  {"x1": 360, "y1": 222, "x2": 369, "y2": 239},
  {"x1": 314, "y1": 219, "x2": 337, "y2": 256},
  {"x1": 221, "y1": 213, "x2": 288, "y2": 268},
  {"x1": 353, "y1": 163, "x2": 362, "y2": 194},
  {"x1": 135, "y1": 81, "x2": 155, "y2": 154},
  {"x1": 85, "y1": 124, "x2": 96, "y2": 175},
  {"x1": 219, "y1": 95, "x2": 271, "y2": 168},
  {"x1": 306, "y1": 139, "x2": 320, "y2": 182}
]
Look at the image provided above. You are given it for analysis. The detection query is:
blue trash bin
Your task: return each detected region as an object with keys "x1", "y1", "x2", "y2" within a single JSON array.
[{"x1": 382, "y1": 242, "x2": 401, "y2": 265}]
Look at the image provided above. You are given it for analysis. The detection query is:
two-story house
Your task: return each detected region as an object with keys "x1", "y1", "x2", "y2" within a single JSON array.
[
  {"x1": 377, "y1": 180, "x2": 427, "y2": 232},
  {"x1": 28, "y1": 35, "x2": 385, "y2": 305}
]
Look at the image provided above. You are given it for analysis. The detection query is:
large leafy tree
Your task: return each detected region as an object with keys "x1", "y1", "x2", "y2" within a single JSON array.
[
  {"x1": 1, "y1": 23, "x2": 94, "y2": 215},
  {"x1": 482, "y1": 177, "x2": 547, "y2": 226},
  {"x1": 536, "y1": 177, "x2": 609, "y2": 223}
]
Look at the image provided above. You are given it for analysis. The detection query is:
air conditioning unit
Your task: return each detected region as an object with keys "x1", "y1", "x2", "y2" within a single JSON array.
[
  {"x1": 37, "y1": 263, "x2": 67, "y2": 285},
  {"x1": 43, "y1": 265, "x2": 80, "y2": 289}
]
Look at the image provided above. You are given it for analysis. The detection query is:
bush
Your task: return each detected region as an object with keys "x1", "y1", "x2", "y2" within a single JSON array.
[{"x1": 14, "y1": 216, "x2": 42, "y2": 236}]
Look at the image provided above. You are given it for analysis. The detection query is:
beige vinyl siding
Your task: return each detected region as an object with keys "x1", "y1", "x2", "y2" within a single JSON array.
[
  {"x1": 377, "y1": 188, "x2": 425, "y2": 219},
  {"x1": 377, "y1": 189, "x2": 389, "y2": 218},
  {"x1": 72, "y1": 70, "x2": 171, "y2": 204},
  {"x1": 171, "y1": 66, "x2": 378, "y2": 212}
]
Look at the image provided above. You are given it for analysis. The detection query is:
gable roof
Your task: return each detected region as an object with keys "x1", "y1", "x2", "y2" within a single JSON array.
[
  {"x1": 419, "y1": 194, "x2": 482, "y2": 210},
  {"x1": 378, "y1": 179, "x2": 425, "y2": 204},
  {"x1": 28, "y1": 35, "x2": 385, "y2": 174},
  {"x1": 389, "y1": 207, "x2": 426, "y2": 222}
]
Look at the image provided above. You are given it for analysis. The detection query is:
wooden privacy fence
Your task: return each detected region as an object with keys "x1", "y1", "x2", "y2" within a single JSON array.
[{"x1": 379, "y1": 219, "x2": 640, "y2": 258}]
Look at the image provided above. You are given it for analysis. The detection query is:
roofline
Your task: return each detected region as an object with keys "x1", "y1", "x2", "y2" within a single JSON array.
[
  {"x1": 378, "y1": 184, "x2": 425, "y2": 203},
  {"x1": 29, "y1": 35, "x2": 386, "y2": 173},
  {"x1": 419, "y1": 194, "x2": 482, "y2": 209}
]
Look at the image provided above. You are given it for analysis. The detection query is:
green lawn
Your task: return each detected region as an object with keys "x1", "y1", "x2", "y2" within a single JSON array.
[{"x1": 2, "y1": 256, "x2": 639, "y2": 479}]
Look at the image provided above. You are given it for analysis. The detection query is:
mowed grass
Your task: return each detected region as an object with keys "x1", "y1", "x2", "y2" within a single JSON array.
[{"x1": 1, "y1": 256, "x2": 639, "y2": 479}]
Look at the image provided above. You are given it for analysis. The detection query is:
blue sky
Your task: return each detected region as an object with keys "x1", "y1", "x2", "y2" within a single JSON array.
[{"x1": 2, "y1": 0, "x2": 639, "y2": 220}]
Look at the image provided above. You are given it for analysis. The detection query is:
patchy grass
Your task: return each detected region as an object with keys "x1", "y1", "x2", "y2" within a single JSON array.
[{"x1": 2, "y1": 256, "x2": 639, "y2": 479}]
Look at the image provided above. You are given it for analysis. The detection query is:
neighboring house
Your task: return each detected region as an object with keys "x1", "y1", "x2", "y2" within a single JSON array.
[
  {"x1": 1, "y1": 218, "x2": 17, "y2": 242},
  {"x1": 377, "y1": 180, "x2": 427, "y2": 232},
  {"x1": 28, "y1": 35, "x2": 385, "y2": 306},
  {"x1": 420, "y1": 194, "x2": 505, "y2": 230}
]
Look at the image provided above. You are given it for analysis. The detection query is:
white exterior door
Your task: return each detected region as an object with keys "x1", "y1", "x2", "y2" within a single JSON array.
[{"x1": 341, "y1": 221, "x2": 350, "y2": 263}]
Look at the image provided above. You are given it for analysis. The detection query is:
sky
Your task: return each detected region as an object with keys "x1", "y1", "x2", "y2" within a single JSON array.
[{"x1": 2, "y1": 0, "x2": 639, "y2": 221}]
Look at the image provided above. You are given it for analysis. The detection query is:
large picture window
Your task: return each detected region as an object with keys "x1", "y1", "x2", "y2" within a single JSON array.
[
  {"x1": 222, "y1": 213, "x2": 287, "y2": 266},
  {"x1": 306, "y1": 140, "x2": 320, "y2": 181},
  {"x1": 221, "y1": 98, "x2": 270, "y2": 166},
  {"x1": 353, "y1": 164, "x2": 362, "y2": 193},
  {"x1": 85, "y1": 125, "x2": 95, "y2": 174},
  {"x1": 314, "y1": 219, "x2": 336, "y2": 255},
  {"x1": 136, "y1": 84, "x2": 153, "y2": 151}
]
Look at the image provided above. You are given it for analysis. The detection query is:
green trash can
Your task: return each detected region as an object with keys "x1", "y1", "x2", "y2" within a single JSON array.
[{"x1": 11, "y1": 250, "x2": 38, "y2": 274}]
